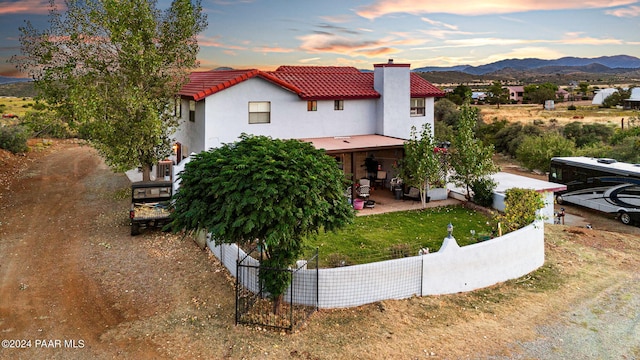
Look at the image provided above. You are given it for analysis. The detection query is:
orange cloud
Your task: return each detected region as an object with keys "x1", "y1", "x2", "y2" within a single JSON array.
[
  {"x1": 356, "y1": 0, "x2": 637, "y2": 18},
  {"x1": 298, "y1": 32, "x2": 417, "y2": 59},
  {"x1": 253, "y1": 46, "x2": 294, "y2": 54},
  {"x1": 0, "y1": 0, "x2": 55, "y2": 15}
]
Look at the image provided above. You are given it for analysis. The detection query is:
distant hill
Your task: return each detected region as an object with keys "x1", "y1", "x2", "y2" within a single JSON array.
[
  {"x1": 0, "y1": 81, "x2": 36, "y2": 98},
  {"x1": 0, "y1": 76, "x2": 31, "y2": 85},
  {"x1": 414, "y1": 55, "x2": 640, "y2": 75}
]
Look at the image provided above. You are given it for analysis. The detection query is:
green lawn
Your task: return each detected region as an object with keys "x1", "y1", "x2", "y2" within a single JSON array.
[{"x1": 304, "y1": 205, "x2": 494, "y2": 267}]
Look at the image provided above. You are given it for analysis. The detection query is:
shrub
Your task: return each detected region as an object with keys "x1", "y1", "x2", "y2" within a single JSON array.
[
  {"x1": 563, "y1": 122, "x2": 615, "y2": 148},
  {"x1": 495, "y1": 188, "x2": 545, "y2": 233},
  {"x1": 476, "y1": 117, "x2": 507, "y2": 145},
  {"x1": 471, "y1": 176, "x2": 497, "y2": 208},
  {"x1": 495, "y1": 123, "x2": 543, "y2": 157},
  {"x1": 607, "y1": 136, "x2": 640, "y2": 163},
  {"x1": 567, "y1": 104, "x2": 577, "y2": 110},
  {"x1": 434, "y1": 98, "x2": 460, "y2": 127},
  {"x1": 516, "y1": 133, "x2": 575, "y2": 172},
  {"x1": 0, "y1": 125, "x2": 30, "y2": 153},
  {"x1": 20, "y1": 110, "x2": 77, "y2": 138}
]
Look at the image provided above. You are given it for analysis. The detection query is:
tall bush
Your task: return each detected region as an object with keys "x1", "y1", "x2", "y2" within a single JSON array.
[
  {"x1": 20, "y1": 110, "x2": 77, "y2": 139},
  {"x1": 495, "y1": 188, "x2": 545, "y2": 233},
  {"x1": 0, "y1": 125, "x2": 30, "y2": 153},
  {"x1": 515, "y1": 133, "x2": 575, "y2": 172},
  {"x1": 471, "y1": 176, "x2": 497, "y2": 208}
]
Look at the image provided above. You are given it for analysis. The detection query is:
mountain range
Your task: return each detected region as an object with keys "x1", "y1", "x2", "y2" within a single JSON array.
[
  {"x1": 3, "y1": 55, "x2": 640, "y2": 86},
  {"x1": 414, "y1": 55, "x2": 640, "y2": 75},
  {"x1": 0, "y1": 76, "x2": 31, "y2": 85}
]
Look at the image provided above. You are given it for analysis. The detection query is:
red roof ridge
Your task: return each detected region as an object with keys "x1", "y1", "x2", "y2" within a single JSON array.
[
  {"x1": 180, "y1": 66, "x2": 444, "y2": 100},
  {"x1": 180, "y1": 69, "x2": 301, "y2": 101}
]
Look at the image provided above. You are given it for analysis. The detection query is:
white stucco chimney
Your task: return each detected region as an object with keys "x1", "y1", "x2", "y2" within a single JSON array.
[{"x1": 373, "y1": 61, "x2": 411, "y2": 139}]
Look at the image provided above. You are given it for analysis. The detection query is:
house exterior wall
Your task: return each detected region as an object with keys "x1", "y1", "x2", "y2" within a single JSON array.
[
  {"x1": 173, "y1": 99, "x2": 206, "y2": 156},
  {"x1": 373, "y1": 63, "x2": 435, "y2": 139},
  {"x1": 174, "y1": 77, "x2": 379, "y2": 153}
]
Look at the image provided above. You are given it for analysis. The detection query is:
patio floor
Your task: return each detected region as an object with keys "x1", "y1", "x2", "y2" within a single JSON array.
[{"x1": 354, "y1": 187, "x2": 461, "y2": 216}]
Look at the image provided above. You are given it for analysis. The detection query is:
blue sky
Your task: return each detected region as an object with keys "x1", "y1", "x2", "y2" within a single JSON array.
[{"x1": 1, "y1": 0, "x2": 640, "y2": 77}]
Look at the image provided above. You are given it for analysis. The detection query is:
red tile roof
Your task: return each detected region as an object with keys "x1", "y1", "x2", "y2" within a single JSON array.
[
  {"x1": 179, "y1": 69, "x2": 301, "y2": 101},
  {"x1": 409, "y1": 73, "x2": 446, "y2": 97},
  {"x1": 179, "y1": 66, "x2": 444, "y2": 101},
  {"x1": 266, "y1": 67, "x2": 380, "y2": 100}
]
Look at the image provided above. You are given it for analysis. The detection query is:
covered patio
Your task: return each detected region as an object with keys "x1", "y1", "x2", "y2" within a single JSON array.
[{"x1": 300, "y1": 134, "x2": 460, "y2": 215}]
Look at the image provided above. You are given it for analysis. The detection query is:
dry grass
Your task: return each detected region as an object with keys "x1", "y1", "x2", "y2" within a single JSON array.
[
  {"x1": 0, "y1": 96, "x2": 33, "y2": 118},
  {"x1": 479, "y1": 100, "x2": 634, "y2": 127}
]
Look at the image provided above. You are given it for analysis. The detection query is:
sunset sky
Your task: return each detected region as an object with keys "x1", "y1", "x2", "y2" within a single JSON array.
[{"x1": 1, "y1": 0, "x2": 640, "y2": 77}]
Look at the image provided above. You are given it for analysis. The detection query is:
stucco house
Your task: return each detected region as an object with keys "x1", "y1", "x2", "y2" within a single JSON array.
[
  {"x1": 504, "y1": 86, "x2": 524, "y2": 103},
  {"x1": 170, "y1": 60, "x2": 445, "y2": 188}
]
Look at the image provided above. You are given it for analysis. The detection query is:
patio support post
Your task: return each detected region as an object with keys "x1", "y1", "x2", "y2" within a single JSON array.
[{"x1": 351, "y1": 152, "x2": 356, "y2": 201}]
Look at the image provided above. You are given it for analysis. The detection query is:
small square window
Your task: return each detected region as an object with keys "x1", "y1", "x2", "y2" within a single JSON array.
[
  {"x1": 307, "y1": 100, "x2": 317, "y2": 111},
  {"x1": 334, "y1": 100, "x2": 344, "y2": 111},
  {"x1": 249, "y1": 101, "x2": 271, "y2": 124},
  {"x1": 410, "y1": 98, "x2": 425, "y2": 117}
]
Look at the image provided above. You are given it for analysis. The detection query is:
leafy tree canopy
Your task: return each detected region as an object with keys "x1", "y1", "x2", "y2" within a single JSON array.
[
  {"x1": 524, "y1": 82, "x2": 558, "y2": 105},
  {"x1": 495, "y1": 188, "x2": 545, "y2": 233},
  {"x1": 515, "y1": 133, "x2": 575, "y2": 172},
  {"x1": 13, "y1": 0, "x2": 207, "y2": 179},
  {"x1": 446, "y1": 84, "x2": 472, "y2": 105},
  {"x1": 170, "y1": 134, "x2": 354, "y2": 306},
  {"x1": 486, "y1": 81, "x2": 508, "y2": 108},
  {"x1": 449, "y1": 101, "x2": 499, "y2": 200},
  {"x1": 399, "y1": 123, "x2": 443, "y2": 208}
]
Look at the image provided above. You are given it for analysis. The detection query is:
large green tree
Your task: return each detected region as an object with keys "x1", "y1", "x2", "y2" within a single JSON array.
[
  {"x1": 13, "y1": 0, "x2": 207, "y2": 180},
  {"x1": 449, "y1": 101, "x2": 499, "y2": 200},
  {"x1": 524, "y1": 82, "x2": 558, "y2": 106},
  {"x1": 486, "y1": 81, "x2": 508, "y2": 108},
  {"x1": 170, "y1": 134, "x2": 354, "y2": 313},
  {"x1": 398, "y1": 123, "x2": 443, "y2": 208}
]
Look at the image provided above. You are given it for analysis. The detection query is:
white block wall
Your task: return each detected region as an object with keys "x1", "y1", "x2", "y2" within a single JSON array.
[{"x1": 206, "y1": 220, "x2": 545, "y2": 309}]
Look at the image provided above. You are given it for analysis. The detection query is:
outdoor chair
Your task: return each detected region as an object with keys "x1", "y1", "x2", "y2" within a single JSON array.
[
  {"x1": 389, "y1": 177, "x2": 403, "y2": 191},
  {"x1": 357, "y1": 185, "x2": 371, "y2": 199},
  {"x1": 374, "y1": 170, "x2": 387, "y2": 189},
  {"x1": 403, "y1": 187, "x2": 421, "y2": 202}
]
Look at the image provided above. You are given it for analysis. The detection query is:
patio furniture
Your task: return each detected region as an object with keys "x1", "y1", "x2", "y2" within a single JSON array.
[
  {"x1": 403, "y1": 187, "x2": 421, "y2": 202},
  {"x1": 357, "y1": 185, "x2": 371, "y2": 199},
  {"x1": 374, "y1": 170, "x2": 387, "y2": 189},
  {"x1": 390, "y1": 177, "x2": 402, "y2": 191}
]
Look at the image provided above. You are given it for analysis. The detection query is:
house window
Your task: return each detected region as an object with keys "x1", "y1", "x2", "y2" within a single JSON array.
[
  {"x1": 189, "y1": 100, "x2": 195, "y2": 122},
  {"x1": 173, "y1": 98, "x2": 182, "y2": 117},
  {"x1": 307, "y1": 100, "x2": 317, "y2": 111},
  {"x1": 249, "y1": 101, "x2": 271, "y2": 124},
  {"x1": 334, "y1": 100, "x2": 344, "y2": 111},
  {"x1": 410, "y1": 98, "x2": 425, "y2": 116}
]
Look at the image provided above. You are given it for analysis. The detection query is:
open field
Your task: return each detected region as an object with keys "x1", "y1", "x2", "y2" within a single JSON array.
[
  {"x1": 477, "y1": 100, "x2": 636, "y2": 127},
  {"x1": 0, "y1": 96, "x2": 33, "y2": 119}
]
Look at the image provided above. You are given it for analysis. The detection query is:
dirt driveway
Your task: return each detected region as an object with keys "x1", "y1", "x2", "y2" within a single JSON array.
[{"x1": 1, "y1": 140, "x2": 639, "y2": 359}]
